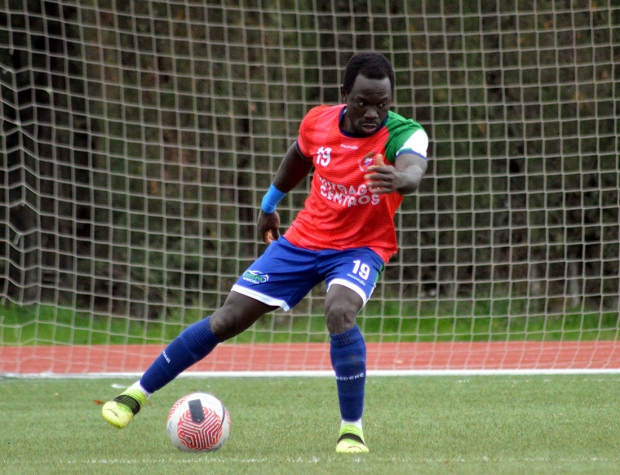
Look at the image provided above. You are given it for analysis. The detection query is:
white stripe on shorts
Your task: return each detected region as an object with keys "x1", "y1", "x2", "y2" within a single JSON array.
[
  {"x1": 231, "y1": 284, "x2": 291, "y2": 311},
  {"x1": 326, "y1": 278, "x2": 370, "y2": 307}
]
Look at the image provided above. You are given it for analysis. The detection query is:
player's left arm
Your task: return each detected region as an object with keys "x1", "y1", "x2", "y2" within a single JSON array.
[
  {"x1": 365, "y1": 128, "x2": 429, "y2": 195},
  {"x1": 365, "y1": 153, "x2": 427, "y2": 195}
]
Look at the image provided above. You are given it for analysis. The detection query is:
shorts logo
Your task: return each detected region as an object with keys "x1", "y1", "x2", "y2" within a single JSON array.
[{"x1": 242, "y1": 270, "x2": 269, "y2": 284}]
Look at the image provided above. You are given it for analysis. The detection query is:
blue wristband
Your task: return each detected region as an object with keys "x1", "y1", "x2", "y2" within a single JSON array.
[{"x1": 261, "y1": 184, "x2": 286, "y2": 214}]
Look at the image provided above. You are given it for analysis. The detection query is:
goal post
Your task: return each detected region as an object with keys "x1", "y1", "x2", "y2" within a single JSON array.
[{"x1": 1, "y1": 1, "x2": 619, "y2": 375}]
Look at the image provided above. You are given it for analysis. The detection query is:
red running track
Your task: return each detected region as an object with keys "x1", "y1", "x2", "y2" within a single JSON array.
[{"x1": 1, "y1": 341, "x2": 620, "y2": 374}]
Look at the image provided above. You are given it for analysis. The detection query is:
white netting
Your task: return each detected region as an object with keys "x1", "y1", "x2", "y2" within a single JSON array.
[{"x1": 0, "y1": 1, "x2": 618, "y2": 373}]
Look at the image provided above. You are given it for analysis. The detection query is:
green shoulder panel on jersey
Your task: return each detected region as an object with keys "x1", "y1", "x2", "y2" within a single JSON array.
[{"x1": 383, "y1": 111, "x2": 425, "y2": 164}]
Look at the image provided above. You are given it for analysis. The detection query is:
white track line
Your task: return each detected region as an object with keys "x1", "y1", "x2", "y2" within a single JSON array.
[{"x1": 3, "y1": 368, "x2": 620, "y2": 378}]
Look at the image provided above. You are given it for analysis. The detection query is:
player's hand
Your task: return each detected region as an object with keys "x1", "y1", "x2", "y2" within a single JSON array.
[
  {"x1": 257, "y1": 209, "x2": 280, "y2": 244},
  {"x1": 364, "y1": 154, "x2": 401, "y2": 194}
]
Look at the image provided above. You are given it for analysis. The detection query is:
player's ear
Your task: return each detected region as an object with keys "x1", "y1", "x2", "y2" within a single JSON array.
[{"x1": 340, "y1": 85, "x2": 346, "y2": 102}]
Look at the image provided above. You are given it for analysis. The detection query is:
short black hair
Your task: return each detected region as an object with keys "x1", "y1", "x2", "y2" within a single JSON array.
[{"x1": 342, "y1": 52, "x2": 395, "y2": 95}]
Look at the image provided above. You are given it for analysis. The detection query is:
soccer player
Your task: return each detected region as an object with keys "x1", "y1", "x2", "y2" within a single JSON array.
[{"x1": 102, "y1": 52, "x2": 429, "y2": 454}]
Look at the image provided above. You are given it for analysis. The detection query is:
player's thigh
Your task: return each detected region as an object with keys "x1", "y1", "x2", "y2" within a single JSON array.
[
  {"x1": 321, "y1": 247, "x2": 384, "y2": 333},
  {"x1": 324, "y1": 284, "x2": 365, "y2": 334},
  {"x1": 211, "y1": 291, "x2": 278, "y2": 341},
  {"x1": 322, "y1": 247, "x2": 384, "y2": 306}
]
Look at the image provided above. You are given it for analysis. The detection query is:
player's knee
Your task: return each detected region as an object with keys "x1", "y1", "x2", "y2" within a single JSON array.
[
  {"x1": 208, "y1": 312, "x2": 236, "y2": 341},
  {"x1": 210, "y1": 305, "x2": 255, "y2": 341},
  {"x1": 210, "y1": 293, "x2": 276, "y2": 341},
  {"x1": 325, "y1": 300, "x2": 358, "y2": 334}
]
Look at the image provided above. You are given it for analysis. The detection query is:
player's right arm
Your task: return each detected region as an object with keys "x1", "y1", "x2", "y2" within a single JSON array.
[
  {"x1": 272, "y1": 143, "x2": 314, "y2": 193},
  {"x1": 258, "y1": 143, "x2": 314, "y2": 244}
]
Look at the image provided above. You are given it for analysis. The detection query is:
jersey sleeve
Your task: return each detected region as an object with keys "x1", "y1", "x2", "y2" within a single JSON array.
[
  {"x1": 397, "y1": 129, "x2": 428, "y2": 159},
  {"x1": 383, "y1": 112, "x2": 428, "y2": 163}
]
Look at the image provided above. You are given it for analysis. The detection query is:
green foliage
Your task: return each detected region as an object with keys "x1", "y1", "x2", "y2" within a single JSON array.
[
  {"x1": 0, "y1": 303, "x2": 196, "y2": 345},
  {"x1": 1, "y1": 1, "x2": 618, "y2": 321},
  {"x1": 1, "y1": 302, "x2": 617, "y2": 346}
]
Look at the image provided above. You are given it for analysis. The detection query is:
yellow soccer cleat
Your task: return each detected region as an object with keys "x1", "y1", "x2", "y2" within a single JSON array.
[
  {"x1": 336, "y1": 424, "x2": 370, "y2": 454},
  {"x1": 102, "y1": 389, "x2": 146, "y2": 429}
]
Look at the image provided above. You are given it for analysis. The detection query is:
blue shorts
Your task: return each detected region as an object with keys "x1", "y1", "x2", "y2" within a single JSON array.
[{"x1": 231, "y1": 237, "x2": 385, "y2": 311}]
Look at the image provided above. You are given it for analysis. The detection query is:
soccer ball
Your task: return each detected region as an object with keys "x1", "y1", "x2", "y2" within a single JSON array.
[{"x1": 166, "y1": 392, "x2": 231, "y2": 452}]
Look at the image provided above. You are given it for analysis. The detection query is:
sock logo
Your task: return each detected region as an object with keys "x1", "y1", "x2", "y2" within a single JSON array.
[
  {"x1": 335, "y1": 372, "x2": 365, "y2": 381},
  {"x1": 162, "y1": 350, "x2": 171, "y2": 363}
]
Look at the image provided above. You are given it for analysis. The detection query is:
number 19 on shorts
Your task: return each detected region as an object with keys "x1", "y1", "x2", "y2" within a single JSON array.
[{"x1": 352, "y1": 260, "x2": 370, "y2": 280}]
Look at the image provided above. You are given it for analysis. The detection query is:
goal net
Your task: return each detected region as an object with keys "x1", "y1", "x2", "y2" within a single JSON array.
[{"x1": 1, "y1": 0, "x2": 619, "y2": 375}]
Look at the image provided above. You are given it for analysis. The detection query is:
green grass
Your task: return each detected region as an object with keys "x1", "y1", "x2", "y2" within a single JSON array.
[
  {"x1": 1, "y1": 302, "x2": 618, "y2": 346},
  {"x1": 2, "y1": 375, "x2": 620, "y2": 474}
]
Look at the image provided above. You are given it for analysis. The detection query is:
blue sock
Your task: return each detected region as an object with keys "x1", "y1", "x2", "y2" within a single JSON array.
[
  {"x1": 140, "y1": 317, "x2": 220, "y2": 393},
  {"x1": 330, "y1": 325, "x2": 366, "y2": 422}
]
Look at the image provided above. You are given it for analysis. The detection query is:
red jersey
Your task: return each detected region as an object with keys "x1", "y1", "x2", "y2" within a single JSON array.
[{"x1": 284, "y1": 105, "x2": 426, "y2": 262}]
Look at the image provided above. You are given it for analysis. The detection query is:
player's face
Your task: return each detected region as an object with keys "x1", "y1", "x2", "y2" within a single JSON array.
[{"x1": 341, "y1": 75, "x2": 392, "y2": 137}]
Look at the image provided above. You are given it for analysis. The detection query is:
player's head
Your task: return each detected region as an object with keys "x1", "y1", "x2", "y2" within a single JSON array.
[
  {"x1": 341, "y1": 52, "x2": 395, "y2": 96},
  {"x1": 340, "y1": 52, "x2": 394, "y2": 137}
]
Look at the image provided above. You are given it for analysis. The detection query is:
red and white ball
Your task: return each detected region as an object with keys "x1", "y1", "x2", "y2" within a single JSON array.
[{"x1": 166, "y1": 392, "x2": 231, "y2": 452}]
